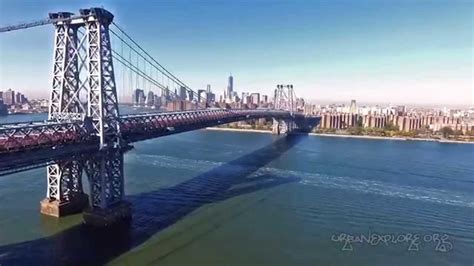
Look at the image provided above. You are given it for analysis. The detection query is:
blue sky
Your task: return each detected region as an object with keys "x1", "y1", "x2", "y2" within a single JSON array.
[{"x1": 0, "y1": 0, "x2": 472, "y2": 106}]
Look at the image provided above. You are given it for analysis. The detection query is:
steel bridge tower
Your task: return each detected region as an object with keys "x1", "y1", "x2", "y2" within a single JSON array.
[
  {"x1": 41, "y1": 8, "x2": 130, "y2": 226},
  {"x1": 272, "y1": 84, "x2": 297, "y2": 134}
]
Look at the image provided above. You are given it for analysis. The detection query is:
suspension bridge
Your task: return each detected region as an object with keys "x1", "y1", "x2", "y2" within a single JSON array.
[{"x1": 0, "y1": 8, "x2": 318, "y2": 226}]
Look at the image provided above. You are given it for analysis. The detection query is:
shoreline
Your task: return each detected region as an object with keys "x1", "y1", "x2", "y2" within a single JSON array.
[
  {"x1": 206, "y1": 127, "x2": 272, "y2": 134},
  {"x1": 205, "y1": 127, "x2": 474, "y2": 144}
]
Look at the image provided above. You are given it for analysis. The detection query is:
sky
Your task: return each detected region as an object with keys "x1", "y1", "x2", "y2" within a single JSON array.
[{"x1": 0, "y1": 0, "x2": 472, "y2": 107}]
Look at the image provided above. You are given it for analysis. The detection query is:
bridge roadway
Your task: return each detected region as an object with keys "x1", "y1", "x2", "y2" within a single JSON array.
[{"x1": 0, "y1": 108, "x2": 308, "y2": 176}]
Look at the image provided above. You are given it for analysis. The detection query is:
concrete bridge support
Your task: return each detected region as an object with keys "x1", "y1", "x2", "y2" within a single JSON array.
[
  {"x1": 40, "y1": 160, "x2": 89, "y2": 217},
  {"x1": 83, "y1": 149, "x2": 131, "y2": 226},
  {"x1": 272, "y1": 118, "x2": 296, "y2": 135},
  {"x1": 41, "y1": 150, "x2": 131, "y2": 227}
]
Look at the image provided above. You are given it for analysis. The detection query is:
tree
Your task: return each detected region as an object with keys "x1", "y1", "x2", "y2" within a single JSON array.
[
  {"x1": 347, "y1": 126, "x2": 363, "y2": 135},
  {"x1": 440, "y1": 126, "x2": 454, "y2": 138},
  {"x1": 384, "y1": 122, "x2": 399, "y2": 131}
]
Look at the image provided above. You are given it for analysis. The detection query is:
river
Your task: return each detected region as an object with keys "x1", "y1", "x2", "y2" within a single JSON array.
[{"x1": 0, "y1": 112, "x2": 473, "y2": 265}]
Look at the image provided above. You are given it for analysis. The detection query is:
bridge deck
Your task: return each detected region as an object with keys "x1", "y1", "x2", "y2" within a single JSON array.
[{"x1": 0, "y1": 109, "x2": 309, "y2": 175}]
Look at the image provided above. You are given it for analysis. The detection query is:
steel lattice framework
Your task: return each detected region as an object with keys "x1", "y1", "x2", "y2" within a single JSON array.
[
  {"x1": 273, "y1": 85, "x2": 298, "y2": 134},
  {"x1": 0, "y1": 109, "x2": 302, "y2": 170},
  {"x1": 84, "y1": 9, "x2": 121, "y2": 149},
  {"x1": 121, "y1": 109, "x2": 298, "y2": 142},
  {"x1": 0, "y1": 7, "x2": 315, "y2": 225},
  {"x1": 42, "y1": 8, "x2": 125, "y2": 212},
  {"x1": 274, "y1": 84, "x2": 296, "y2": 113},
  {"x1": 0, "y1": 121, "x2": 92, "y2": 153}
]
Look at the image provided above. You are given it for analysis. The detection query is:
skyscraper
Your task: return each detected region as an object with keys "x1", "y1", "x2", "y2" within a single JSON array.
[
  {"x1": 15, "y1": 92, "x2": 26, "y2": 104},
  {"x1": 198, "y1": 89, "x2": 206, "y2": 103},
  {"x1": 206, "y1": 91, "x2": 216, "y2": 104},
  {"x1": 3, "y1": 89, "x2": 15, "y2": 105},
  {"x1": 349, "y1": 99, "x2": 357, "y2": 114},
  {"x1": 133, "y1": 88, "x2": 145, "y2": 106},
  {"x1": 164, "y1": 87, "x2": 170, "y2": 99},
  {"x1": 179, "y1": 86, "x2": 187, "y2": 100},
  {"x1": 250, "y1": 93, "x2": 260, "y2": 105},
  {"x1": 226, "y1": 74, "x2": 233, "y2": 99},
  {"x1": 146, "y1": 91, "x2": 155, "y2": 106}
]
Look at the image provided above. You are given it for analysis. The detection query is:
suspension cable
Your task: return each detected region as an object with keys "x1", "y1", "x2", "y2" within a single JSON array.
[{"x1": 110, "y1": 22, "x2": 205, "y2": 102}]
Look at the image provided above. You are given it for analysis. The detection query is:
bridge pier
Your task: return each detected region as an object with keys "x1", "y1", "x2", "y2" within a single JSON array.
[
  {"x1": 83, "y1": 149, "x2": 131, "y2": 226},
  {"x1": 272, "y1": 118, "x2": 296, "y2": 135},
  {"x1": 0, "y1": 7, "x2": 319, "y2": 228},
  {"x1": 40, "y1": 160, "x2": 89, "y2": 217}
]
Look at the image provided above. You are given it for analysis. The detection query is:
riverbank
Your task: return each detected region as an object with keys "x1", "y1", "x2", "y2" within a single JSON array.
[
  {"x1": 205, "y1": 127, "x2": 474, "y2": 144},
  {"x1": 206, "y1": 127, "x2": 272, "y2": 134}
]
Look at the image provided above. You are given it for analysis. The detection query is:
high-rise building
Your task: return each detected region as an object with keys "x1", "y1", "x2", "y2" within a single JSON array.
[
  {"x1": 160, "y1": 95, "x2": 168, "y2": 106},
  {"x1": 206, "y1": 91, "x2": 216, "y2": 104},
  {"x1": 250, "y1": 93, "x2": 260, "y2": 105},
  {"x1": 179, "y1": 86, "x2": 187, "y2": 100},
  {"x1": 188, "y1": 90, "x2": 194, "y2": 101},
  {"x1": 244, "y1": 95, "x2": 252, "y2": 105},
  {"x1": 0, "y1": 99, "x2": 7, "y2": 115},
  {"x1": 163, "y1": 87, "x2": 170, "y2": 99},
  {"x1": 0, "y1": 91, "x2": 3, "y2": 100},
  {"x1": 3, "y1": 89, "x2": 15, "y2": 105},
  {"x1": 198, "y1": 89, "x2": 206, "y2": 103},
  {"x1": 396, "y1": 105, "x2": 407, "y2": 115},
  {"x1": 226, "y1": 74, "x2": 233, "y2": 99},
  {"x1": 154, "y1": 95, "x2": 161, "y2": 107},
  {"x1": 146, "y1": 91, "x2": 155, "y2": 106},
  {"x1": 15, "y1": 92, "x2": 27, "y2": 104},
  {"x1": 261, "y1": 95, "x2": 268, "y2": 104},
  {"x1": 133, "y1": 88, "x2": 145, "y2": 106},
  {"x1": 241, "y1": 92, "x2": 249, "y2": 104},
  {"x1": 349, "y1": 99, "x2": 357, "y2": 114},
  {"x1": 206, "y1": 84, "x2": 211, "y2": 93}
]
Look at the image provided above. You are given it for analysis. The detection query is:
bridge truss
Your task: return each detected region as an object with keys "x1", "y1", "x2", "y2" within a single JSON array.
[{"x1": 0, "y1": 7, "x2": 314, "y2": 226}]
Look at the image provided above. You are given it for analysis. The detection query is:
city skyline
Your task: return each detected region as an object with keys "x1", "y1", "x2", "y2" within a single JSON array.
[{"x1": 0, "y1": 0, "x2": 472, "y2": 107}]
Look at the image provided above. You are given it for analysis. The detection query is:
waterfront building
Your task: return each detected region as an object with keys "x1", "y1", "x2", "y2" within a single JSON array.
[
  {"x1": 349, "y1": 99, "x2": 357, "y2": 114},
  {"x1": 3, "y1": 89, "x2": 15, "y2": 105},
  {"x1": 0, "y1": 99, "x2": 7, "y2": 115},
  {"x1": 15, "y1": 92, "x2": 26, "y2": 104}
]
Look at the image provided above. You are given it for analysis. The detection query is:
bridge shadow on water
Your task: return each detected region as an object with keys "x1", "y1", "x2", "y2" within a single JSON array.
[{"x1": 0, "y1": 134, "x2": 306, "y2": 265}]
